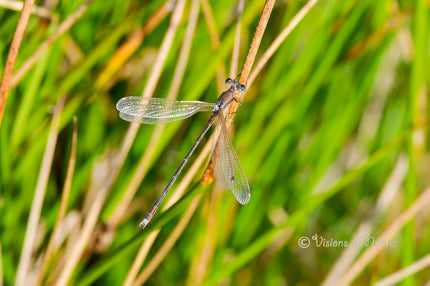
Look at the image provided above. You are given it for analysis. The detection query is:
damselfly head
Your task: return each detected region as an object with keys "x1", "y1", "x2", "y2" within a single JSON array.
[{"x1": 225, "y1": 78, "x2": 246, "y2": 93}]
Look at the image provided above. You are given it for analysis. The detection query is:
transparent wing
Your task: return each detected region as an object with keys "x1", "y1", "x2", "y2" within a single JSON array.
[
  {"x1": 212, "y1": 115, "x2": 250, "y2": 204},
  {"x1": 116, "y1": 97, "x2": 214, "y2": 124},
  {"x1": 211, "y1": 120, "x2": 229, "y2": 191}
]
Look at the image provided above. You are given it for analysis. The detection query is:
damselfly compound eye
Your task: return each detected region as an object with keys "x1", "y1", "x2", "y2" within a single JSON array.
[
  {"x1": 240, "y1": 85, "x2": 246, "y2": 92},
  {"x1": 225, "y1": 78, "x2": 233, "y2": 85}
]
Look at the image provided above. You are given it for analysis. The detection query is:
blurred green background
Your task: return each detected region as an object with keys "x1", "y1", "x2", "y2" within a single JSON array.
[{"x1": 1, "y1": 0, "x2": 429, "y2": 285}]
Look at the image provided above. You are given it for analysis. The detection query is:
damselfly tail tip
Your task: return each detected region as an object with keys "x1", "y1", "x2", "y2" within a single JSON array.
[{"x1": 139, "y1": 218, "x2": 149, "y2": 229}]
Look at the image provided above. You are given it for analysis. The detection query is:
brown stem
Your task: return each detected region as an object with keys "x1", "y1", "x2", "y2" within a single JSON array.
[
  {"x1": 202, "y1": 0, "x2": 275, "y2": 182},
  {"x1": 94, "y1": 0, "x2": 171, "y2": 90},
  {"x1": 248, "y1": 0, "x2": 319, "y2": 87},
  {"x1": 10, "y1": 0, "x2": 96, "y2": 90},
  {"x1": 36, "y1": 117, "x2": 78, "y2": 285},
  {"x1": 0, "y1": 0, "x2": 35, "y2": 126},
  {"x1": 226, "y1": 0, "x2": 276, "y2": 128}
]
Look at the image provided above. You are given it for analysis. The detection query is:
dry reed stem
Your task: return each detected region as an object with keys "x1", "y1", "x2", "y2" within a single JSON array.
[
  {"x1": 0, "y1": 0, "x2": 35, "y2": 126},
  {"x1": 226, "y1": 0, "x2": 275, "y2": 128},
  {"x1": 347, "y1": 10, "x2": 410, "y2": 59},
  {"x1": 237, "y1": 0, "x2": 275, "y2": 85},
  {"x1": 200, "y1": 0, "x2": 221, "y2": 48},
  {"x1": 201, "y1": 0, "x2": 275, "y2": 179},
  {"x1": 56, "y1": 207, "x2": 100, "y2": 284},
  {"x1": 125, "y1": 0, "x2": 228, "y2": 229},
  {"x1": 115, "y1": 0, "x2": 187, "y2": 175},
  {"x1": 121, "y1": 136, "x2": 213, "y2": 283},
  {"x1": 140, "y1": 0, "x2": 186, "y2": 100},
  {"x1": 123, "y1": 230, "x2": 161, "y2": 286},
  {"x1": 337, "y1": 186, "x2": 430, "y2": 285},
  {"x1": 36, "y1": 117, "x2": 78, "y2": 286},
  {"x1": 204, "y1": 0, "x2": 316, "y2": 179},
  {"x1": 0, "y1": 0, "x2": 57, "y2": 20},
  {"x1": 56, "y1": 2, "x2": 186, "y2": 281},
  {"x1": 202, "y1": 0, "x2": 244, "y2": 182},
  {"x1": 166, "y1": 0, "x2": 200, "y2": 99},
  {"x1": 133, "y1": 195, "x2": 202, "y2": 286},
  {"x1": 15, "y1": 96, "x2": 65, "y2": 286},
  {"x1": 186, "y1": 185, "x2": 221, "y2": 285},
  {"x1": 200, "y1": 0, "x2": 227, "y2": 88},
  {"x1": 248, "y1": 0, "x2": 319, "y2": 87},
  {"x1": 10, "y1": 0, "x2": 96, "y2": 90},
  {"x1": 185, "y1": 4, "x2": 245, "y2": 282},
  {"x1": 55, "y1": 162, "x2": 111, "y2": 284},
  {"x1": 375, "y1": 254, "x2": 430, "y2": 286},
  {"x1": 94, "y1": 0, "x2": 173, "y2": 90},
  {"x1": 107, "y1": 122, "x2": 162, "y2": 226},
  {"x1": 322, "y1": 155, "x2": 408, "y2": 285},
  {"x1": 48, "y1": 211, "x2": 82, "y2": 283},
  {"x1": 109, "y1": 0, "x2": 199, "y2": 225},
  {"x1": 123, "y1": 139, "x2": 213, "y2": 284}
]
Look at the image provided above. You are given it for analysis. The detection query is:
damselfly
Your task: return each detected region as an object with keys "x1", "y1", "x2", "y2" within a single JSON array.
[{"x1": 116, "y1": 78, "x2": 250, "y2": 228}]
